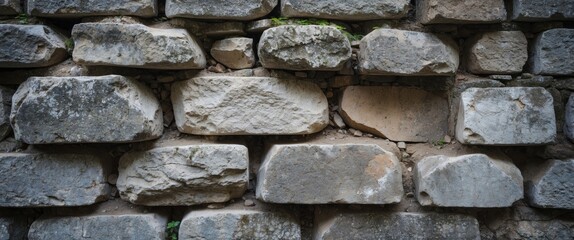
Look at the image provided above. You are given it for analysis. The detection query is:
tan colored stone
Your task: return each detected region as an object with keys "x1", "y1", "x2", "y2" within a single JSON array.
[{"x1": 417, "y1": 0, "x2": 507, "y2": 24}]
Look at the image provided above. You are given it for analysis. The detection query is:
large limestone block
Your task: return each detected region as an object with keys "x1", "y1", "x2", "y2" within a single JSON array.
[
  {"x1": 465, "y1": 31, "x2": 528, "y2": 74},
  {"x1": 0, "y1": 25, "x2": 67, "y2": 68},
  {"x1": 417, "y1": 0, "x2": 507, "y2": 24},
  {"x1": 512, "y1": 0, "x2": 574, "y2": 21},
  {"x1": 525, "y1": 159, "x2": 574, "y2": 209},
  {"x1": 456, "y1": 87, "x2": 556, "y2": 145},
  {"x1": 281, "y1": 0, "x2": 410, "y2": 20},
  {"x1": 0, "y1": 0, "x2": 20, "y2": 15},
  {"x1": 179, "y1": 209, "x2": 300, "y2": 239},
  {"x1": 171, "y1": 77, "x2": 328, "y2": 135},
  {"x1": 315, "y1": 212, "x2": 480, "y2": 239},
  {"x1": 359, "y1": 29, "x2": 458, "y2": 76},
  {"x1": 210, "y1": 37, "x2": 255, "y2": 70},
  {"x1": 0, "y1": 153, "x2": 110, "y2": 207},
  {"x1": 27, "y1": 0, "x2": 157, "y2": 18},
  {"x1": 258, "y1": 25, "x2": 351, "y2": 71},
  {"x1": 531, "y1": 29, "x2": 574, "y2": 76},
  {"x1": 72, "y1": 23, "x2": 206, "y2": 69},
  {"x1": 415, "y1": 154, "x2": 523, "y2": 207},
  {"x1": 257, "y1": 144, "x2": 403, "y2": 204},
  {"x1": 0, "y1": 87, "x2": 14, "y2": 141},
  {"x1": 117, "y1": 143, "x2": 248, "y2": 206},
  {"x1": 340, "y1": 86, "x2": 448, "y2": 142},
  {"x1": 166, "y1": 0, "x2": 277, "y2": 20},
  {"x1": 566, "y1": 94, "x2": 574, "y2": 141},
  {"x1": 11, "y1": 75, "x2": 163, "y2": 144}
]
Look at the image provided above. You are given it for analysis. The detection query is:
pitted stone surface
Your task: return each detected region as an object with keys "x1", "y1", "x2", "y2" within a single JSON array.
[
  {"x1": 465, "y1": 31, "x2": 528, "y2": 74},
  {"x1": 531, "y1": 29, "x2": 574, "y2": 76},
  {"x1": 117, "y1": 143, "x2": 248, "y2": 206},
  {"x1": 179, "y1": 210, "x2": 300, "y2": 239},
  {"x1": 171, "y1": 77, "x2": 328, "y2": 135},
  {"x1": 258, "y1": 25, "x2": 351, "y2": 71},
  {"x1": 211, "y1": 37, "x2": 255, "y2": 70},
  {"x1": 417, "y1": 0, "x2": 506, "y2": 24},
  {"x1": 0, "y1": 0, "x2": 20, "y2": 15},
  {"x1": 0, "y1": 25, "x2": 67, "y2": 68},
  {"x1": 166, "y1": 0, "x2": 277, "y2": 20},
  {"x1": 512, "y1": 0, "x2": 574, "y2": 21},
  {"x1": 72, "y1": 23, "x2": 206, "y2": 69},
  {"x1": 566, "y1": 95, "x2": 574, "y2": 141},
  {"x1": 257, "y1": 144, "x2": 403, "y2": 204},
  {"x1": 359, "y1": 29, "x2": 458, "y2": 76},
  {"x1": 526, "y1": 159, "x2": 574, "y2": 209},
  {"x1": 456, "y1": 87, "x2": 556, "y2": 145},
  {"x1": 27, "y1": 0, "x2": 157, "y2": 17},
  {"x1": 415, "y1": 154, "x2": 524, "y2": 207},
  {"x1": 11, "y1": 75, "x2": 163, "y2": 144},
  {"x1": 0, "y1": 87, "x2": 13, "y2": 141},
  {"x1": 281, "y1": 0, "x2": 410, "y2": 20},
  {"x1": 0, "y1": 153, "x2": 109, "y2": 207}
]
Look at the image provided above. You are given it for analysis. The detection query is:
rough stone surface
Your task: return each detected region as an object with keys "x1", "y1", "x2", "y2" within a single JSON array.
[
  {"x1": 27, "y1": 0, "x2": 157, "y2": 17},
  {"x1": 315, "y1": 212, "x2": 480, "y2": 239},
  {"x1": 179, "y1": 209, "x2": 300, "y2": 239},
  {"x1": 0, "y1": 0, "x2": 20, "y2": 15},
  {"x1": 166, "y1": 0, "x2": 277, "y2": 20},
  {"x1": 281, "y1": 0, "x2": 410, "y2": 20},
  {"x1": 456, "y1": 87, "x2": 556, "y2": 145},
  {"x1": 117, "y1": 143, "x2": 248, "y2": 206},
  {"x1": 417, "y1": 0, "x2": 507, "y2": 24},
  {"x1": 72, "y1": 23, "x2": 206, "y2": 69},
  {"x1": 0, "y1": 218, "x2": 11, "y2": 240},
  {"x1": 525, "y1": 159, "x2": 574, "y2": 209},
  {"x1": 0, "y1": 25, "x2": 67, "y2": 68},
  {"x1": 359, "y1": 29, "x2": 458, "y2": 76},
  {"x1": 415, "y1": 154, "x2": 524, "y2": 207},
  {"x1": 531, "y1": 29, "x2": 574, "y2": 76},
  {"x1": 257, "y1": 144, "x2": 403, "y2": 204},
  {"x1": 11, "y1": 75, "x2": 163, "y2": 144},
  {"x1": 512, "y1": 0, "x2": 574, "y2": 21},
  {"x1": 171, "y1": 77, "x2": 328, "y2": 135},
  {"x1": 0, "y1": 87, "x2": 13, "y2": 141},
  {"x1": 566, "y1": 94, "x2": 574, "y2": 141},
  {"x1": 211, "y1": 38, "x2": 255, "y2": 70},
  {"x1": 28, "y1": 214, "x2": 166, "y2": 239},
  {"x1": 465, "y1": 31, "x2": 528, "y2": 74},
  {"x1": 258, "y1": 25, "x2": 351, "y2": 71},
  {"x1": 340, "y1": 86, "x2": 448, "y2": 142},
  {"x1": 0, "y1": 153, "x2": 110, "y2": 207}
]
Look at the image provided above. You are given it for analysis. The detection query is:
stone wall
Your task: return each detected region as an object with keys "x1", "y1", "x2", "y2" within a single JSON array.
[{"x1": 0, "y1": 0, "x2": 573, "y2": 239}]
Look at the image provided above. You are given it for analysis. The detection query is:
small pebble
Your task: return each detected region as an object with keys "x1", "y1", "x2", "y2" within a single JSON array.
[
  {"x1": 244, "y1": 199, "x2": 255, "y2": 207},
  {"x1": 397, "y1": 142, "x2": 407, "y2": 149},
  {"x1": 207, "y1": 203, "x2": 225, "y2": 209}
]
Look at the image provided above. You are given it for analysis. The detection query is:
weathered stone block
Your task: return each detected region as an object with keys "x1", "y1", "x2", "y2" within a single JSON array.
[
  {"x1": 0, "y1": 153, "x2": 110, "y2": 207},
  {"x1": 211, "y1": 37, "x2": 255, "y2": 70},
  {"x1": 72, "y1": 23, "x2": 206, "y2": 69},
  {"x1": 0, "y1": 25, "x2": 67, "y2": 68},
  {"x1": 340, "y1": 86, "x2": 448, "y2": 142},
  {"x1": 526, "y1": 159, "x2": 574, "y2": 209},
  {"x1": 258, "y1": 25, "x2": 351, "y2": 71},
  {"x1": 417, "y1": 0, "x2": 507, "y2": 24},
  {"x1": 11, "y1": 75, "x2": 163, "y2": 144},
  {"x1": 456, "y1": 87, "x2": 556, "y2": 145},
  {"x1": 171, "y1": 77, "x2": 328, "y2": 135},
  {"x1": 0, "y1": 0, "x2": 20, "y2": 15},
  {"x1": 0, "y1": 87, "x2": 14, "y2": 141},
  {"x1": 566, "y1": 94, "x2": 574, "y2": 141},
  {"x1": 415, "y1": 154, "x2": 523, "y2": 207},
  {"x1": 281, "y1": 0, "x2": 410, "y2": 20},
  {"x1": 166, "y1": 0, "x2": 277, "y2": 20},
  {"x1": 0, "y1": 218, "x2": 12, "y2": 240},
  {"x1": 531, "y1": 29, "x2": 574, "y2": 76},
  {"x1": 359, "y1": 29, "x2": 458, "y2": 76},
  {"x1": 465, "y1": 31, "x2": 528, "y2": 74},
  {"x1": 27, "y1": 0, "x2": 157, "y2": 18},
  {"x1": 257, "y1": 143, "x2": 403, "y2": 204},
  {"x1": 512, "y1": 0, "x2": 574, "y2": 21},
  {"x1": 179, "y1": 209, "x2": 300, "y2": 239}
]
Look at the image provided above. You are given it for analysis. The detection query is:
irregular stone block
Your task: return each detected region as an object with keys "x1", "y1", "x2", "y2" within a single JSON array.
[
  {"x1": 0, "y1": 87, "x2": 14, "y2": 141},
  {"x1": 512, "y1": 0, "x2": 574, "y2": 21},
  {"x1": 211, "y1": 37, "x2": 255, "y2": 70},
  {"x1": 359, "y1": 29, "x2": 458, "y2": 76},
  {"x1": 566, "y1": 94, "x2": 574, "y2": 141},
  {"x1": 27, "y1": 0, "x2": 157, "y2": 18},
  {"x1": 417, "y1": 0, "x2": 507, "y2": 24},
  {"x1": 11, "y1": 75, "x2": 163, "y2": 144},
  {"x1": 525, "y1": 159, "x2": 574, "y2": 209},
  {"x1": 531, "y1": 29, "x2": 574, "y2": 76},
  {"x1": 0, "y1": 25, "x2": 67, "y2": 68},
  {"x1": 0, "y1": 153, "x2": 110, "y2": 207},
  {"x1": 0, "y1": 0, "x2": 20, "y2": 15},
  {"x1": 72, "y1": 23, "x2": 206, "y2": 69},
  {"x1": 340, "y1": 86, "x2": 448, "y2": 142},
  {"x1": 117, "y1": 143, "x2": 248, "y2": 206},
  {"x1": 456, "y1": 87, "x2": 556, "y2": 145},
  {"x1": 166, "y1": 0, "x2": 277, "y2": 20},
  {"x1": 281, "y1": 0, "x2": 410, "y2": 20},
  {"x1": 415, "y1": 154, "x2": 523, "y2": 207},
  {"x1": 171, "y1": 77, "x2": 328, "y2": 135},
  {"x1": 258, "y1": 25, "x2": 351, "y2": 71},
  {"x1": 257, "y1": 143, "x2": 403, "y2": 204},
  {"x1": 179, "y1": 209, "x2": 300, "y2": 239},
  {"x1": 465, "y1": 31, "x2": 528, "y2": 74}
]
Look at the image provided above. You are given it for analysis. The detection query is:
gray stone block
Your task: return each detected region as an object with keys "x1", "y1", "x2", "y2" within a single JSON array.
[
  {"x1": 281, "y1": 0, "x2": 410, "y2": 20},
  {"x1": 211, "y1": 37, "x2": 255, "y2": 70},
  {"x1": 566, "y1": 94, "x2": 574, "y2": 141},
  {"x1": 526, "y1": 159, "x2": 574, "y2": 209},
  {"x1": 512, "y1": 0, "x2": 574, "y2": 21},
  {"x1": 465, "y1": 31, "x2": 528, "y2": 74},
  {"x1": 0, "y1": 0, "x2": 20, "y2": 15},
  {"x1": 166, "y1": 0, "x2": 277, "y2": 20},
  {"x1": 0, "y1": 87, "x2": 13, "y2": 141},
  {"x1": 0, "y1": 25, "x2": 67, "y2": 68},
  {"x1": 27, "y1": 0, "x2": 157, "y2": 18},
  {"x1": 417, "y1": 0, "x2": 507, "y2": 24},
  {"x1": 531, "y1": 29, "x2": 574, "y2": 76}
]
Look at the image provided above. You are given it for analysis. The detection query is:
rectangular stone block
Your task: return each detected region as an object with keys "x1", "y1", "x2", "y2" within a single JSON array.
[
  {"x1": 27, "y1": 0, "x2": 158, "y2": 18},
  {"x1": 464, "y1": 31, "x2": 528, "y2": 74},
  {"x1": 417, "y1": 0, "x2": 507, "y2": 24},
  {"x1": 531, "y1": 29, "x2": 574, "y2": 76},
  {"x1": 512, "y1": 0, "x2": 574, "y2": 21},
  {"x1": 166, "y1": 0, "x2": 277, "y2": 20},
  {"x1": 525, "y1": 159, "x2": 574, "y2": 209},
  {"x1": 0, "y1": 25, "x2": 67, "y2": 68},
  {"x1": 281, "y1": 0, "x2": 409, "y2": 20}
]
